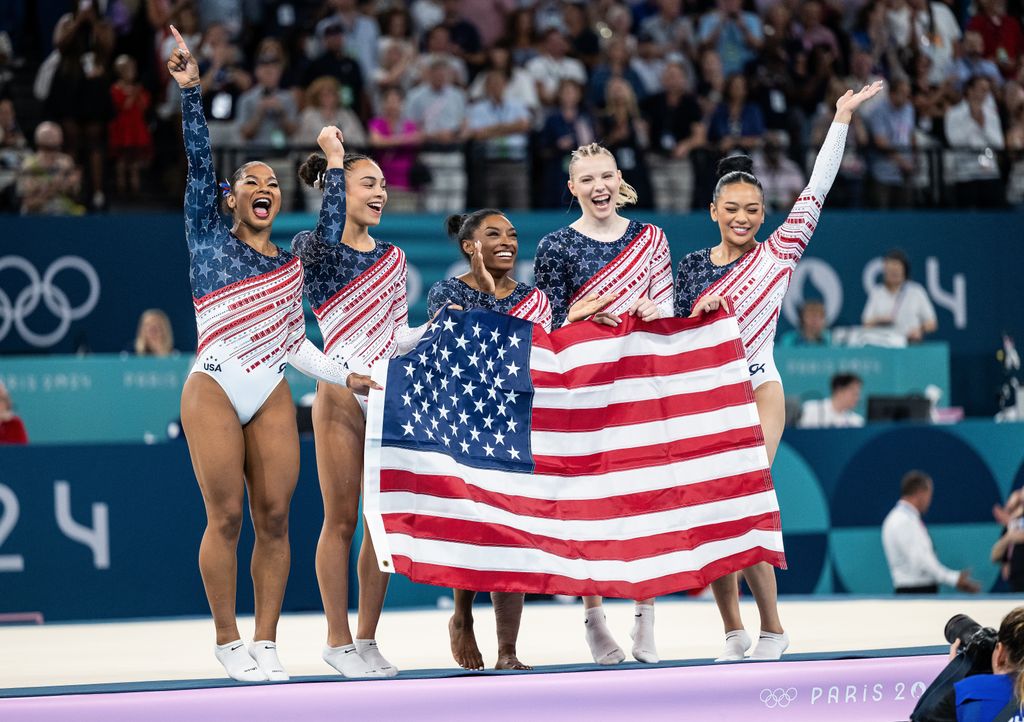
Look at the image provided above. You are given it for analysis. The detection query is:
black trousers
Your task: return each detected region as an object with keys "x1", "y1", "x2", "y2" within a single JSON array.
[{"x1": 896, "y1": 584, "x2": 939, "y2": 594}]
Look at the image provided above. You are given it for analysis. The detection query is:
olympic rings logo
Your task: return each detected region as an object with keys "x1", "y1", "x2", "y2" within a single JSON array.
[
  {"x1": 0, "y1": 256, "x2": 101, "y2": 347},
  {"x1": 760, "y1": 687, "x2": 798, "y2": 709}
]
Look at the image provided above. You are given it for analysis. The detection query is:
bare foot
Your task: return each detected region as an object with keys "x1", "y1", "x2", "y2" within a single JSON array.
[
  {"x1": 495, "y1": 653, "x2": 532, "y2": 670},
  {"x1": 449, "y1": 615, "x2": 484, "y2": 670}
]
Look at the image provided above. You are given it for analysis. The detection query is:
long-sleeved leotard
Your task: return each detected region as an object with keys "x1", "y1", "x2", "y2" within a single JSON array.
[
  {"x1": 674, "y1": 121, "x2": 849, "y2": 388},
  {"x1": 182, "y1": 86, "x2": 348, "y2": 424},
  {"x1": 427, "y1": 277, "x2": 553, "y2": 332},
  {"x1": 534, "y1": 219, "x2": 673, "y2": 328},
  {"x1": 292, "y1": 168, "x2": 422, "y2": 379}
]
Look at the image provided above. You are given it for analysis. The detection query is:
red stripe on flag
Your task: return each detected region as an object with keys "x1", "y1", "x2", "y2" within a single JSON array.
[
  {"x1": 379, "y1": 468, "x2": 773, "y2": 521},
  {"x1": 382, "y1": 511, "x2": 780, "y2": 562},
  {"x1": 531, "y1": 310, "x2": 731, "y2": 353},
  {"x1": 388, "y1": 547, "x2": 786, "y2": 599},
  {"x1": 532, "y1": 425, "x2": 766, "y2": 476},
  {"x1": 531, "y1": 381, "x2": 753, "y2": 432},
  {"x1": 531, "y1": 339, "x2": 743, "y2": 390}
]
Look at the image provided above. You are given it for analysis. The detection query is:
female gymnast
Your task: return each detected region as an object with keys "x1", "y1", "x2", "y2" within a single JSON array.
[
  {"x1": 677, "y1": 80, "x2": 884, "y2": 662},
  {"x1": 293, "y1": 129, "x2": 423, "y2": 677},
  {"x1": 534, "y1": 142, "x2": 674, "y2": 666},
  {"x1": 168, "y1": 28, "x2": 362, "y2": 682},
  {"x1": 426, "y1": 209, "x2": 552, "y2": 672}
]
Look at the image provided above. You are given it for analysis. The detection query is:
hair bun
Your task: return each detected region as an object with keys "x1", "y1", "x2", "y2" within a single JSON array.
[
  {"x1": 716, "y1": 154, "x2": 755, "y2": 179},
  {"x1": 298, "y1": 153, "x2": 328, "y2": 189},
  {"x1": 444, "y1": 214, "x2": 466, "y2": 239}
]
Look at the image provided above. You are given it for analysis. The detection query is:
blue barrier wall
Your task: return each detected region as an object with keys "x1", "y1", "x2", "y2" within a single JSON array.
[
  {"x1": 0, "y1": 211, "x2": 1018, "y2": 415},
  {"x1": 1, "y1": 420, "x2": 1020, "y2": 621}
]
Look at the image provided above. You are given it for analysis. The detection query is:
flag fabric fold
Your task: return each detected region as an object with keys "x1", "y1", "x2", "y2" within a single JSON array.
[{"x1": 363, "y1": 307, "x2": 785, "y2": 599}]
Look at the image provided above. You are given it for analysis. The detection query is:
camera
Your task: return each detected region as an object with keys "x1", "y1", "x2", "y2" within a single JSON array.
[{"x1": 944, "y1": 614, "x2": 998, "y2": 674}]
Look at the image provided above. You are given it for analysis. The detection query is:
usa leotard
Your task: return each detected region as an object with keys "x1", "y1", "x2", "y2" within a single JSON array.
[
  {"x1": 674, "y1": 122, "x2": 849, "y2": 390},
  {"x1": 182, "y1": 86, "x2": 349, "y2": 423},
  {"x1": 427, "y1": 278, "x2": 553, "y2": 332},
  {"x1": 534, "y1": 220, "x2": 674, "y2": 328}
]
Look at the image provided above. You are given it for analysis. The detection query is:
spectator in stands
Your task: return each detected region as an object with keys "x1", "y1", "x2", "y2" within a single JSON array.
[
  {"x1": 909, "y1": 53, "x2": 955, "y2": 146},
  {"x1": 563, "y1": 1, "x2": 600, "y2": 69},
  {"x1": 461, "y1": 0, "x2": 517, "y2": 49},
  {"x1": 326, "y1": 0, "x2": 380, "y2": 84},
  {"x1": 439, "y1": 0, "x2": 485, "y2": 76},
  {"x1": 696, "y1": 48, "x2": 726, "y2": 118},
  {"x1": 753, "y1": 130, "x2": 805, "y2": 211},
  {"x1": 133, "y1": 308, "x2": 176, "y2": 357},
  {"x1": 526, "y1": 28, "x2": 587, "y2": 107},
  {"x1": 810, "y1": 78, "x2": 869, "y2": 207},
  {"x1": 797, "y1": 373, "x2": 865, "y2": 428},
  {"x1": 197, "y1": 24, "x2": 252, "y2": 145},
  {"x1": 862, "y1": 249, "x2": 938, "y2": 342},
  {"x1": 502, "y1": 8, "x2": 539, "y2": 68},
  {"x1": 642, "y1": 61, "x2": 705, "y2": 212},
  {"x1": 379, "y1": 7, "x2": 416, "y2": 64},
  {"x1": 945, "y1": 76, "x2": 1005, "y2": 208},
  {"x1": 991, "y1": 490, "x2": 1024, "y2": 592},
  {"x1": 306, "y1": 16, "x2": 366, "y2": 114},
  {"x1": 108, "y1": 55, "x2": 152, "y2": 200},
  {"x1": 794, "y1": 0, "x2": 840, "y2": 56},
  {"x1": 1005, "y1": 81, "x2": 1024, "y2": 206},
  {"x1": 411, "y1": 0, "x2": 444, "y2": 37},
  {"x1": 843, "y1": 48, "x2": 887, "y2": 119},
  {"x1": 0, "y1": 381, "x2": 27, "y2": 445},
  {"x1": 631, "y1": 32, "x2": 674, "y2": 98},
  {"x1": 238, "y1": 44, "x2": 298, "y2": 148},
  {"x1": 779, "y1": 299, "x2": 833, "y2": 347},
  {"x1": 412, "y1": 25, "x2": 469, "y2": 86},
  {"x1": 955, "y1": 30, "x2": 1004, "y2": 92},
  {"x1": 708, "y1": 73, "x2": 766, "y2": 153},
  {"x1": 588, "y1": 35, "x2": 647, "y2": 108},
  {"x1": 468, "y1": 45, "x2": 540, "y2": 120},
  {"x1": 368, "y1": 85, "x2": 422, "y2": 211},
  {"x1": 598, "y1": 76, "x2": 654, "y2": 208},
  {"x1": 697, "y1": 0, "x2": 764, "y2": 77},
  {"x1": 0, "y1": 98, "x2": 27, "y2": 212},
  {"x1": 298, "y1": 76, "x2": 367, "y2": 150},
  {"x1": 537, "y1": 79, "x2": 594, "y2": 207},
  {"x1": 890, "y1": 0, "x2": 962, "y2": 85},
  {"x1": 869, "y1": 77, "x2": 916, "y2": 208},
  {"x1": 639, "y1": 0, "x2": 697, "y2": 62},
  {"x1": 467, "y1": 70, "x2": 531, "y2": 209},
  {"x1": 404, "y1": 57, "x2": 468, "y2": 212},
  {"x1": 375, "y1": 38, "x2": 417, "y2": 102},
  {"x1": 47, "y1": 0, "x2": 114, "y2": 211},
  {"x1": 966, "y1": 0, "x2": 1023, "y2": 80},
  {"x1": 16, "y1": 122, "x2": 84, "y2": 215},
  {"x1": 881, "y1": 470, "x2": 982, "y2": 594}
]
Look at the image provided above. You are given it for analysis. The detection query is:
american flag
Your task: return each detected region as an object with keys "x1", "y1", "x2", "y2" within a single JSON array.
[{"x1": 363, "y1": 308, "x2": 785, "y2": 599}]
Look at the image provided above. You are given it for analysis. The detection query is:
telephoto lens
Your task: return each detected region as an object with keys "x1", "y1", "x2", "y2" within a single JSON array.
[{"x1": 945, "y1": 614, "x2": 983, "y2": 647}]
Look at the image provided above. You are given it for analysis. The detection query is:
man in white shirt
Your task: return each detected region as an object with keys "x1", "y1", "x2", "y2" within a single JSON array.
[
  {"x1": 525, "y1": 29, "x2": 587, "y2": 107},
  {"x1": 881, "y1": 470, "x2": 982, "y2": 594},
  {"x1": 798, "y1": 373, "x2": 865, "y2": 428},
  {"x1": 862, "y1": 249, "x2": 938, "y2": 342},
  {"x1": 467, "y1": 71, "x2": 531, "y2": 209}
]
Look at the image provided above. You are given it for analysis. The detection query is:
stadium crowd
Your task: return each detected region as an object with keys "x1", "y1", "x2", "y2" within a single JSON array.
[{"x1": 0, "y1": 0, "x2": 1022, "y2": 214}]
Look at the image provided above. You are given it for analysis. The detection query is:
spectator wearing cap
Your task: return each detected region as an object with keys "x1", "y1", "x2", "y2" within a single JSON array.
[
  {"x1": 467, "y1": 70, "x2": 531, "y2": 209},
  {"x1": 779, "y1": 299, "x2": 833, "y2": 347},
  {"x1": 0, "y1": 381, "x2": 27, "y2": 445},
  {"x1": 306, "y1": 17, "x2": 367, "y2": 118},
  {"x1": 525, "y1": 28, "x2": 587, "y2": 107},
  {"x1": 698, "y1": 0, "x2": 764, "y2": 77},
  {"x1": 16, "y1": 121, "x2": 84, "y2": 215},
  {"x1": 641, "y1": 61, "x2": 705, "y2": 212},
  {"x1": 325, "y1": 0, "x2": 380, "y2": 85},
  {"x1": 404, "y1": 58, "x2": 468, "y2": 212},
  {"x1": 862, "y1": 249, "x2": 938, "y2": 342},
  {"x1": 797, "y1": 373, "x2": 865, "y2": 429}
]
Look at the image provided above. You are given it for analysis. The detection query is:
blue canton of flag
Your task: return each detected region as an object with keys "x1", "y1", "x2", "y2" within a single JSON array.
[{"x1": 379, "y1": 309, "x2": 535, "y2": 472}]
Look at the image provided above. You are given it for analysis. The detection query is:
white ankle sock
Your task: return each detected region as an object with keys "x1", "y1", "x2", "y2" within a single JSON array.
[
  {"x1": 355, "y1": 639, "x2": 399, "y2": 677},
  {"x1": 248, "y1": 640, "x2": 289, "y2": 681},
  {"x1": 322, "y1": 643, "x2": 386, "y2": 678},
  {"x1": 714, "y1": 629, "x2": 752, "y2": 662},
  {"x1": 214, "y1": 639, "x2": 266, "y2": 682},
  {"x1": 629, "y1": 604, "x2": 659, "y2": 663},
  {"x1": 584, "y1": 607, "x2": 625, "y2": 665},
  {"x1": 750, "y1": 631, "x2": 789, "y2": 660}
]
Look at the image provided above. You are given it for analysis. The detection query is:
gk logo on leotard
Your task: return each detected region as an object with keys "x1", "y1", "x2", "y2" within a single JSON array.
[
  {"x1": 749, "y1": 363, "x2": 766, "y2": 375},
  {"x1": 760, "y1": 687, "x2": 798, "y2": 709},
  {"x1": 0, "y1": 256, "x2": 101, "y2": 347}
]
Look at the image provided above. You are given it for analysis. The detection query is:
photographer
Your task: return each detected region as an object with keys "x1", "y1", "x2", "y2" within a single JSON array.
[{"x1": 912, "y1": 607, "x2": 1024, "y2": 722}]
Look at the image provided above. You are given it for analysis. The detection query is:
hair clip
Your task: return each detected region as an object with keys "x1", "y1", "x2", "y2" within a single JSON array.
[{"x1": 219, "y1": 180, "x2": 231, "y2": 197}]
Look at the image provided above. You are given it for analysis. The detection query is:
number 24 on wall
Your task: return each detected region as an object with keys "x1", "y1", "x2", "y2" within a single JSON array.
[{"x1": 0, "y1": 482, "x2": 110, "y2": 572}]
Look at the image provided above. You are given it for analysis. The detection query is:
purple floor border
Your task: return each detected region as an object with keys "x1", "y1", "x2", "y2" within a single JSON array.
[{"x1": 2, "y1": 655, "x2": 947, "y2": 721}]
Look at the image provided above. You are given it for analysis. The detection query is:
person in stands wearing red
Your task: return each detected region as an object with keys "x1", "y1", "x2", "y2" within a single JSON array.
[{"x1": 0, "y1": 382, "x2": 28, "y2": 445}]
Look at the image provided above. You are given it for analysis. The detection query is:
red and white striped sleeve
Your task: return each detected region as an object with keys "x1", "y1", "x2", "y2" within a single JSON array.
[
  {"x1": 533, "y1": 289, "x2": 553, "y2": 333},
  {"x1": 764, "y1": 121, "x2": 848, "y2": 270},
  {"x1": 647, "y1": 225, "x2": 675, "y2": 318},
  {"x1": 391, "y1": 249, "x2": 432, "y2": 355}
]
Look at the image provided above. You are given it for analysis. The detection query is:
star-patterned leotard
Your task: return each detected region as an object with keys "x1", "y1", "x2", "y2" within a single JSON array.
[{"x1": 427, "y1": 277, "x2": 553, "y2": 332}]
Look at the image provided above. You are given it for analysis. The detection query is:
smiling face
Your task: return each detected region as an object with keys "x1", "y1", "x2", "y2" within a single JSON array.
[
  {"x1": 345, "y1": 158, "x2": 387, "y2": 227},
  {"x1": 227, "y1": 162, "x2": 281, "y2": 230},
  {"x1": 461, "y1": 214, "x2": 518, "y2": 274},
  {"x1": 710, "y1": 181, "x2": 765, "y2": 249},
  {"x1": 568, "y1": 153, "x2": 622, "y2": 221}
]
